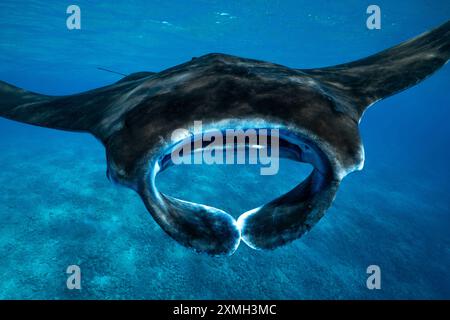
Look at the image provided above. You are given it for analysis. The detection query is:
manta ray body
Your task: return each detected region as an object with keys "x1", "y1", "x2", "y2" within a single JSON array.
[{"x1": 1, "y1": 21, "x2": 449, "y2": 255}]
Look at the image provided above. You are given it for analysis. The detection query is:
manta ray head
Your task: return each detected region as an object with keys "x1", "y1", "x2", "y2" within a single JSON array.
[
  {"x1": 102, "y1": 54, "x2": 366, "y2": 256},
  {"x1": 105, "y1": 123, "x2": 358, "y2": 256}
]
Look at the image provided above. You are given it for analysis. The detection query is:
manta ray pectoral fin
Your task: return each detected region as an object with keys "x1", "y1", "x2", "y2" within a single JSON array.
[
  {"x1": 0, "y1": 72, "x2": 154, "y2": 135},
  {"x1": 301, "y1": 20, "x2": 450, "y2": 118},
  {"x1": 0, "y1": 80, "x2": 112, "y2": 133}
]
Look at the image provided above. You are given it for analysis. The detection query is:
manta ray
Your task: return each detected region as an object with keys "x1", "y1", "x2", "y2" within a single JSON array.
[{"x1": 1, "y1": 21, "x2": 449, "y2": 256}]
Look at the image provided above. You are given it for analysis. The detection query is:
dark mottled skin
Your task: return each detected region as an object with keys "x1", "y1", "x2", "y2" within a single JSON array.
[
  {"x1": 106, "y1": 58, "x2": 362, "y2": 181},
  {"x1": 1, "y1": 21, "x2": 449, "y2": 255}
]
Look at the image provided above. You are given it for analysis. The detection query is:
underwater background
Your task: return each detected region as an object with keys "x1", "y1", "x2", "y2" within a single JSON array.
[{"x1": 0, "y1": 0, "x2": 449, "y2": 299}]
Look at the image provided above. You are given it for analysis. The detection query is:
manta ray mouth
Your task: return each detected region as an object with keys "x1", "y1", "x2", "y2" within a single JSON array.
[{"x1": 139, "y1": 128, "x2": 339, "y2": 256}]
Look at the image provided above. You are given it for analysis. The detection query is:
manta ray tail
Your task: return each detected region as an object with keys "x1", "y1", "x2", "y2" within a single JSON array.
[{"x1": 302, "y1": 20, "x2": 450, "y2": 118}]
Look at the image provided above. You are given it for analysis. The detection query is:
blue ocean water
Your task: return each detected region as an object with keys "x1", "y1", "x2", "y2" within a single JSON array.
[{"x1": 0, "y1": 0, "x2": 449, "y2": 299}]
